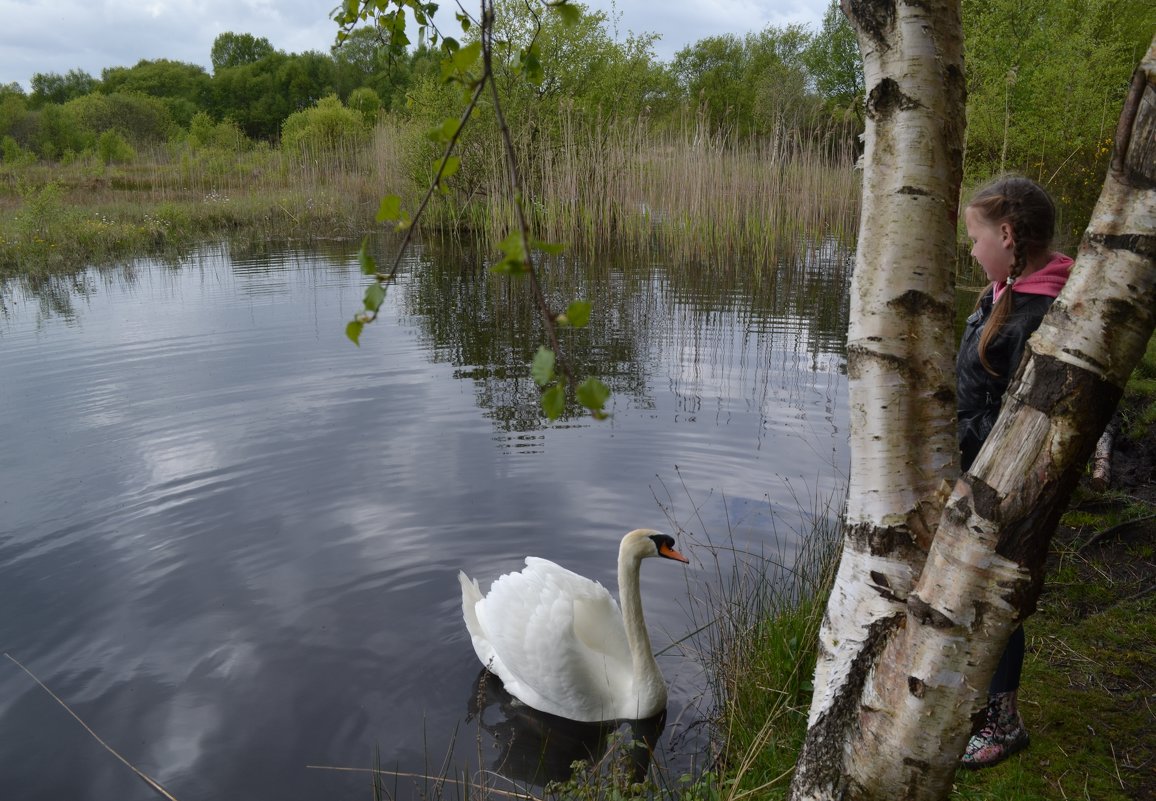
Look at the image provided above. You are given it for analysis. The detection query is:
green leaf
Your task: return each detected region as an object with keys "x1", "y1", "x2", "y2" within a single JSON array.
[
  {"x1": 576, "y1": 377, "x2": 610, "y2": 415},
  {"x1": 447, "y1": 40, "x2": 481, "y2": 77},
  {"x1": 358, "y1": 239, "x2": 377, "y2": 275},
  {"x1": 346, "y1": 320, "x2": 364, "y2": 346},
  {"x1": 564, "y1": 300, "x2": 592, "y2": 328},
  {"x1": 533, "y1": 239, "x2": 565, "y2": 256},
  {"x1": 516, "y1": 45, "x2": 544, "y2": 86},
  {"x1": 531, "y1": 347, "x2": 555, "y2": 386},
  {"x1": 375, "y1": 194, "x2": 402, "y2": 222},
  {"x1": 497, "y1": 230, "x2": 526, "y2": 263},
  {"x1": 434, "y1": 155, "x2": 461, "y2": 180},
  {"x1": 491, "y1": 231, "x2": 529, "y2": 274},
  {"x1": 364, "y1": 282, "x2": 386, "y2": 313},
  {"x1": 542, "y1": 384, "x2": 565, "y2": 420},
  {"x1": 426, "y1": 117, "x2": 460, "y2": 144}
]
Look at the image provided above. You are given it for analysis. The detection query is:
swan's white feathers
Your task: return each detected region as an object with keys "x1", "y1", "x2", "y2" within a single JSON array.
[
  {"x1": 463, "y1": 557, "x2": 635, "y2": 721},
  {"x1": 459, "y1": 529, "x2": 685, "y2": 722}
]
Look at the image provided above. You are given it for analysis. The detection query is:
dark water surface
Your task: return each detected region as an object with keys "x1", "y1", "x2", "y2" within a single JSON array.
[{"x1": 0, "y1": 239, "x2": 850, "y2": 800}]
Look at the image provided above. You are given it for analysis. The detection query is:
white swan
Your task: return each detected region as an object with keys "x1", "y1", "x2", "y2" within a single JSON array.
[{"x1": 458, "y1": 529, "x2": 689, "y2": 723}]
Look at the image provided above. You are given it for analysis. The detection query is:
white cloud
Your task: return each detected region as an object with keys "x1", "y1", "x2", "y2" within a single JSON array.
[{"x1": 1, "y1": 0, "x2": 829, "y2": 90}]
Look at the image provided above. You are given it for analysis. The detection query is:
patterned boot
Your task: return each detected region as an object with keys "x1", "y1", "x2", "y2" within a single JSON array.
[{"x1": 961, "y1": 690, "x2": 1030, "y2": 769}]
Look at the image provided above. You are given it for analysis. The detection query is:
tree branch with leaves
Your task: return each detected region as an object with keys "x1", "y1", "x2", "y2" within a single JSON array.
[{"x1": 336, "y1": 0, "x2": 609, "y2": 421}]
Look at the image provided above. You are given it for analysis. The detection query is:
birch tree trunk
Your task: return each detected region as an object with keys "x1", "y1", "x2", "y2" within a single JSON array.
[
  {"x1": 790, "y1": 30, "x2": 1156, "y2": 801},
  {"x1": 789, "y1": 0, "x2": 965, "y2": 795}
]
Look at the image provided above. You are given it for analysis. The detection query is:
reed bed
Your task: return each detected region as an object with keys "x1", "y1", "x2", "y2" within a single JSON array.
[
  {"x1": 1, "y1": 108, "x2": 859, "y2": 284},
  {"x1": 411, "y1": 106, "x2": 861, "y2": 268}
]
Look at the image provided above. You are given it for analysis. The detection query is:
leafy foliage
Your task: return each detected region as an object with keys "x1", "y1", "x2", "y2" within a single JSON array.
[
  {"x1": 96, "y1": 129, "x2": 135, "y2": 164},
  {"x1": 346, "y1": 86, "x2": 382, "y2": 125},
  {"x1": 65, "y1": 92, "x2": 174, "y2": 145},
  {"x1": 29, "y1": 69, "x2": 98, "y2": 107},
  {"x1": 210, "y1": 51, "x2": 337, "y2": 139},
  {"x1": 210, "y1": 32, "x2": 276, "y2": 72},
  {"x1": 673, "y1": 26, "x2": 824, "y2": 138},
  {"x1": 100, "y1": 59, "x2": 211, "y2": 126},
  {"x1": 801, "y1": 0, "x2": 864, "y2": 127},
  {"x1": 280, "y1": 95, "x2": 369, "y2": 155},
  {"x1": 961, "y1": 0, "x2": 1155, "y2": 241},
  {"x1": 187, "y1": 112, "x2": 249, "y2": 151}
]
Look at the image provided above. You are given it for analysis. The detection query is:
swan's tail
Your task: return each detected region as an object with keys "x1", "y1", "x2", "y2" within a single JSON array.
[{"x1": 458, "y1": 571, "x2": 484, "y2": 639}]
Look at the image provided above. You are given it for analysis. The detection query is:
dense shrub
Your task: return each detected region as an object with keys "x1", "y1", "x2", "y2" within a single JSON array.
[
  {"x1": 66, "y1": 91, "x2": 174, "y2": 144},
  {"x1": 97, "y1": 129, "x2": 135, "y2": 164},
  {"x1": 280, "y1": 95, "x2": 368, "y2": 154},
  {"x1": 347, "y1": 87, "x2": 382, "y2": 127},
  {"x1": 188, "y1": 111, "x2": 249, "y2": 151}
]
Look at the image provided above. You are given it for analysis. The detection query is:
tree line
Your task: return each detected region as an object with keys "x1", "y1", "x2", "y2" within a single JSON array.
[{"x1": 0, "y1": 0, "x2": 1150, "y2": 235}]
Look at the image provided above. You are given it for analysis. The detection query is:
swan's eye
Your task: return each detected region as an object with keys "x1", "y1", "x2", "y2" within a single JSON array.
[{"x1": 649, "y1": 533, "x2": 675, "y2": 551}]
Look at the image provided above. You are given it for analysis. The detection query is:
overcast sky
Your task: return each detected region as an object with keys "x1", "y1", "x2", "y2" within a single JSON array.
[{"x1": 1, "y1": 0, "x2": 832, "y2": 92}]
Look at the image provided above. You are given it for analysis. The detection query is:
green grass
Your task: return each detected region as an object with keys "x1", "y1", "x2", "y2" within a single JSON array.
[
  {"x1": 1121, "y1": 331, "x2": 1156, "y2": 438},
  {"x1": 951, "y1": 577, "x2": 1154, "y2": 800},
  {"x1": 682, "y1": 489, "x2": 843, "y2": 801}
]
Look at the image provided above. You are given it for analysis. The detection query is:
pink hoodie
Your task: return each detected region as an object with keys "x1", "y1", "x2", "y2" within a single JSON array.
[{"x1": 993, "y1": 252, "x2": 1074, "y2": 302}]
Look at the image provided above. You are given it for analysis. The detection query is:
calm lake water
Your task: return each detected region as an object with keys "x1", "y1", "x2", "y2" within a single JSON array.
[{"x1": 0, "y1": 238, "x2": 851, "y2": 800}]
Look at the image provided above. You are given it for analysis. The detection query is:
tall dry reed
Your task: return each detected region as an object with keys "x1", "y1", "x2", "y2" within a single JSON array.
[{"x1": 400, "y1": 106, "x2": 861, "y2": 267}]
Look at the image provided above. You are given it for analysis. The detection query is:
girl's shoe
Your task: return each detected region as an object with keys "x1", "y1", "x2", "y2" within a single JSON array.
[{"x1": 961, "y1": 690, "x2": 1030, "y2": 769}]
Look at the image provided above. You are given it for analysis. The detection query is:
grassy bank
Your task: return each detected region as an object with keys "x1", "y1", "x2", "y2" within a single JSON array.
[
  {"x1": 706, "y1": 339, "x2": 1156, "y2": 801},
  {"x1": 0, "y1": 114, "x2": 860, "y2": 283}
]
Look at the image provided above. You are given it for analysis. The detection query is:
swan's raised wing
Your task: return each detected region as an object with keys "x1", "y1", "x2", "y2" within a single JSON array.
[{"x1": 470, "y1": 557, "x2": 633, "y2": 721}]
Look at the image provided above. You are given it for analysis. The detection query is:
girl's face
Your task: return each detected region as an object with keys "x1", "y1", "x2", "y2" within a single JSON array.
[{"x1": 965, "y1": 206, "x2": 1015, "y2": 284}]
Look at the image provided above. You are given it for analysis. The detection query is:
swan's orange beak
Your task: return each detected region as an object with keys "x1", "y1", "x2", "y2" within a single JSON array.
[{"x1": 659, "y1": 543, "x2": 690, "y2": 563}]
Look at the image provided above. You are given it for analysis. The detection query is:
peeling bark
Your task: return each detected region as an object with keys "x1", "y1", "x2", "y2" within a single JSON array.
[
  {"x1": 791, "y1": 27, "x2": 1156, "y2": 801},
  {"x1": 790, "y1": 1, "x2": 965, "y2": 798}
]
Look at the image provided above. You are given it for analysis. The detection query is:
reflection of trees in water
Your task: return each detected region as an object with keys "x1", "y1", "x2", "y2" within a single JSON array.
[
  {"x1": 0, "y1": 238, "x2": 363, "y2": 327},
  {"x1": 3, "y1": 234, "x2": 852, "y2": 434},
  {"x1": 1, "y1": 268, "x2": 125, "y2": 325},
  {"x1": 465, "y1": 668, "x2": 665, "y2": 790},
  {"x1": 402, "y1": 236, "x2": 851, "y2": 431}
]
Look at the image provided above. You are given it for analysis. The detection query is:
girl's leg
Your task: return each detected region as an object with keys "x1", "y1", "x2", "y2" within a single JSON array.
[
  {"x1": 962, "y1": 626, "x2": 1030, "y2": 769},
  {"x1": 989, "y1": 625, "x2": 1025, "y2": 693}
]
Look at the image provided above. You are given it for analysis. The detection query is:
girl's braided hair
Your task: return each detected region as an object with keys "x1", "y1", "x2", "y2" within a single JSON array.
[{"x1": 967, "y1": 175, "x2": 1057, "y2": 376}]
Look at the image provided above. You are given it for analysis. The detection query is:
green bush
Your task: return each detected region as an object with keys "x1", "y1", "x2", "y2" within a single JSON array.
[
  {"x1": 280, "y1": 94, "x2": 368, "y2": 155},
  {"x1": 97, "y1": 129, "x2": 135, "y2": 164},
  {"x1": 347, "y1": 87, "x2": 382, "y2": 127},
  {"x1": 188, "y1": 111, "x2": 248, "y2": 151},
  {"x1": 0, "y1": 134, "x2": 33, "y2": 164},
  {"x1": 65, "y1": 91, "x2": 173, "y2": 145}
]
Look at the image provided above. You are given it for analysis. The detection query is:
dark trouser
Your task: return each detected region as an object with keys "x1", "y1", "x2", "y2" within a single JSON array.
[{"x1": 989, "y1": 625, "x2": 1025, "y2": 694}]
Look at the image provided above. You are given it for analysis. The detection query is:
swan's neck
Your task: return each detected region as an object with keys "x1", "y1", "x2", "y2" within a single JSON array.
[{"x1": 618, "y1": 552, "x2": 665, "y2": 711}]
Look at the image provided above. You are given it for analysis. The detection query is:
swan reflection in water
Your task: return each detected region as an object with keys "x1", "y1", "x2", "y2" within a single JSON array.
[{"x1": 466, "y1": 668, "x2": 666, "y2": 788}]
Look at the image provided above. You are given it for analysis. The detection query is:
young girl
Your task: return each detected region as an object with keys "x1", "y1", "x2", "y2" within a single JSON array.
[{"x1": 957, "y1": 175, "x2": 1073, "y2": 769}]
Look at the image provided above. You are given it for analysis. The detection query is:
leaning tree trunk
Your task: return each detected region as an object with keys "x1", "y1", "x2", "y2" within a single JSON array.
[
  {"x1": 790, "y1": 31, "x2": 1156, "y2": 801},
  {"x1": 789, "y1": 0, "x2": 966, "y2": 796}
]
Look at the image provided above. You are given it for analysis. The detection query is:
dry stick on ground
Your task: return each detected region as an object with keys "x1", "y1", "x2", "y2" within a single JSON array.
[
  {"x1": 4, "y1": 653, "x2": 181, "y2": 801},
  {"x1": 1077, "y1": 512, "x2": 1156, "y2": 552},
  {"x1": 1090, "y1": 426, "x2": 1116, "y2": 491}
]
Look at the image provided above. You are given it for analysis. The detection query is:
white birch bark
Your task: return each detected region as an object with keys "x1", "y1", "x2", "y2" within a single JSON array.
[
  {"x1": 792, "y1": 32, "x2": 1156, "y2": 801},
  {"x1": 789, "y1": 0, "x2": 964, "y2": 796}
]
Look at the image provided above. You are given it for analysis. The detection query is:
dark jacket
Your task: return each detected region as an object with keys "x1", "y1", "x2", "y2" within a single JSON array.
[{"x1": 956, "y1": 288, "x2": 1056, "y2": 471}]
